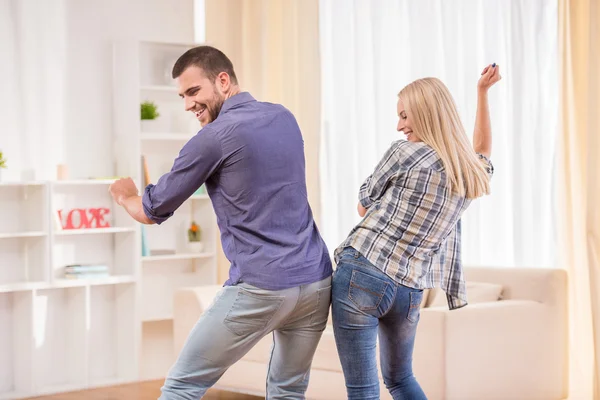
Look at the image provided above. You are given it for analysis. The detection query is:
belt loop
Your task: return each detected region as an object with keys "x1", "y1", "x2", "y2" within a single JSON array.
[{"x1": 354, "y1": 250, "x2": 360, "y2": 259}]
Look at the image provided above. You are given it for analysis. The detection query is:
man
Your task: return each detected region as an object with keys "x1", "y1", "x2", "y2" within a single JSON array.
[{"x1": 109, "y1": 45, "x2": 332, "y2": 399}]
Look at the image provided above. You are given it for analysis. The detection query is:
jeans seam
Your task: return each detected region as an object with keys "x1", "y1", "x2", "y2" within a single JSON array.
[
  {"x1": 278, "y1": 287, "x2": 302, "y2": 328},
  {"x1": 265, "y1": 331, "x2": 276, "y2": 400},
  {"x1": 341, "y1": 258, "x2": 378, "y2": 271},
  {"x1": 349, "y1": 282, "x2": 382, "y2": 297},
  {"x1": 379, "y1": 283, "x2": 397, "y2": 318},
  {"x1": 309, "y1": 285, "x2": 331, "y2": 326},
  {"x1": 406, "y1": 291, "x2": 423, "y2": 323}
]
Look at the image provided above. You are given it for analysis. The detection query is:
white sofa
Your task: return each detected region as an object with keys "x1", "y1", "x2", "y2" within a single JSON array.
[{"x1": 173, "y1": 267, "x2": 568, "y2": 400}]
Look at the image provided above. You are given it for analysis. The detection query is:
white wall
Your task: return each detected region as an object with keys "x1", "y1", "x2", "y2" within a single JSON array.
[
  {"x1": 0, "y1": 0, "x2": 196, "y2": 181},
  {"x1": 64, "y1": 0, "x2": 196, "y2": 179}
]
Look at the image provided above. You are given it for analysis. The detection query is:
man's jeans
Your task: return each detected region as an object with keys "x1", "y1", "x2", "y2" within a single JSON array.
[
  {"x1": 332, "y1": 247, "x2": 427, "y2": 400},
  {"x1": 159, "y1": 276, "x2": 332, "y2": 400}
]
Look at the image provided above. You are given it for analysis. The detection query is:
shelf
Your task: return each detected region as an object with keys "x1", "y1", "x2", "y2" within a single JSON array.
[
  {"x1": 141, "y1": 133, "x2": 194, "y2": 141},
  {"x1": 0, "y1": 181, "x2": 46, "y2": 187},
  {"x1": 53, "y1": 275, "x2": 136, "y2": 288},
  {"x1": 140, "y1": 85, "x2": 178, "y2": 92},
  {"x1": 0, "y1": 232, "x2": 46, "y2": 240},
  {"x1": 52, "y1": 179, "x2": 119, "y2": 186},
  {"x1": 0, "y1": 282, "x2": 46, "y2": 294},
  {"x1": 140, "y1": 39, "x2": 199, "y2": 48},
  {"x1": 142, "y1": 252, "x2": 214, "y2": 262},
  {"x1": 54, "y1": 227, "x2": 136, "y2": 236}
]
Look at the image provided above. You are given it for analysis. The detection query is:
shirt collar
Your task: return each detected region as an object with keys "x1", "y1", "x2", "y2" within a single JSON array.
[{"x1": 219, "y1": 92, "x2": 255, "y2": 115}]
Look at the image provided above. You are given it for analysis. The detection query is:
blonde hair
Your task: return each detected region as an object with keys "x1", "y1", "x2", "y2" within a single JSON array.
[{"x1": 399, "y1": 77, "x2": 490, "y2": 199}]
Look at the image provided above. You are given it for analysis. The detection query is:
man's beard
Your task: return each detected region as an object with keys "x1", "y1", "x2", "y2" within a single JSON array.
[{"x1": 206, "y1": 92, "x2": 225, "y2": 124}]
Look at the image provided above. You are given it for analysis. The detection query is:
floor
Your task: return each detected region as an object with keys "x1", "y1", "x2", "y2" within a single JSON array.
[{"x1": 24, "y1": 380, "x2": 262, "y2": 400}]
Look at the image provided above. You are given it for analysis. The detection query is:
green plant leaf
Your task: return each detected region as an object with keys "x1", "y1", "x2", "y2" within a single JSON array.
[{"x1": 140, "y1": 101, "x2": 160, "y2": 120}]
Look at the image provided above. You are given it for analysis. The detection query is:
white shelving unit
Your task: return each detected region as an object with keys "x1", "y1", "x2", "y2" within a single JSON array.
[
  {"x1": 0, "y1": 290, "x2": 33, "y2": 400},
  {"x1": 0, "y1": 183, "x2": 49, "y2": 289},
  {"x1": 0, "y1": 40, "x2": 218, "y2": 399},
  {"x1": 32, "y1": 286, "x2": 87, "y2": 394}
]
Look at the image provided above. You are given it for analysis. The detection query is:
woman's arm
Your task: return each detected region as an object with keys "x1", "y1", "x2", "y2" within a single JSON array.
[
  {"x1": 473, "y1": 64, "x2": 502, "y2": 158},
  {"x1": 358, "y1": 143, "x2": 402, "y2": 212}
]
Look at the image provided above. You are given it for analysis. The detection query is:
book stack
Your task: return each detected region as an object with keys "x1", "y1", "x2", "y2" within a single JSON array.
[{"x1": 64, "y1": 264, "x2": 109, "y2": 279}]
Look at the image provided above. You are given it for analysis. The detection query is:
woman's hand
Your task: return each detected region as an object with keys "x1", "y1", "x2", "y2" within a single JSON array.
[
  {"x1": 357, "y1": 202, "x2": 367, "y2": 217},
  {"x1": 478, "y1": 63, "x2": 502, "y2": 93}
]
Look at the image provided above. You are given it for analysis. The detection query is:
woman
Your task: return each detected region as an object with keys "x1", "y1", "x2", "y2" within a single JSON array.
[{"x1": 332, "y1": 64, "x2": 502, "y2": 399}]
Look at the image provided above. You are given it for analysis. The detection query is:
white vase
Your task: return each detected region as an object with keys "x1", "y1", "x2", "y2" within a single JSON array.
[{"x1": 187, "y1": 241, "x2": 204, "y2": 253}]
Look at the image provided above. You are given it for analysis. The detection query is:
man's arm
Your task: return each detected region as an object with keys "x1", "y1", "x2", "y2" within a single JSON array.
[
  {"x1": 109, "y1": 177, "x2": 154, "y2": 224},
  {"x1": 110, "y1": 130, "x2": 223, "y2": 225},
  {"x1": 121, "y1": 195, "x2": 154, "y2": 225}
]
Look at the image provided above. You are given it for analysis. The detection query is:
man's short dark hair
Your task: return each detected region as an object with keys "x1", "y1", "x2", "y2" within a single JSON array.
[{"x1": 172, "y1": 45, "x2": 238, "y2": 85}]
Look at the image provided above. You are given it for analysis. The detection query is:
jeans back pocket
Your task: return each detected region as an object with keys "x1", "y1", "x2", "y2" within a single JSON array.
[
  {"x1": 224, "y1": 289, "x2": 284, "y2": 336},
  {"x1": 348, "y1": 270, "x2": 389, "y2": 311}
]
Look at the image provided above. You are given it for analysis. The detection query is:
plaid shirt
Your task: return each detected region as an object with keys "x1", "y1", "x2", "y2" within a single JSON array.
[{"x1": 335, "y1": 140, "x2": 494, "y2": 310}]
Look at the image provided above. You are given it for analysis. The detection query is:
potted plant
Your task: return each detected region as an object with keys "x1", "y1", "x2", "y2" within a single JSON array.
[
  {"x1": 0, "y1": 151, "x2": 6, "y2": 181},
  {"x1": 187, "y1": 221, "x2": 203, "y2": 252},
  {"x1": 140, "y1": 101, "x2": 163, "y2": 133}
]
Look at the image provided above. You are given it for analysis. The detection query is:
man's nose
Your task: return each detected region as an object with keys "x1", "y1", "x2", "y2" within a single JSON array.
[{"x1": 185, "y1": 98, "x2": 194, "y2": 112}]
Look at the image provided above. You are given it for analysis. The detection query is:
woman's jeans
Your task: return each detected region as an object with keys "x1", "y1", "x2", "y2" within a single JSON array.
[{"x1": 332, "y1": 247, "x2": 427, "y2": 400}]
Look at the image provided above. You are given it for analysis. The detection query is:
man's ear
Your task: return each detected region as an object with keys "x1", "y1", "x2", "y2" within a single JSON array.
[{"x1": 216, "y1": 72, "x2": 231, "y2": 93}]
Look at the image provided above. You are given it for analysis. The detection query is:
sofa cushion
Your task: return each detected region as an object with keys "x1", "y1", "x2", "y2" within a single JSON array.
[{"x1": 427, "y1": 281, "x2": 503, "y2": 308}]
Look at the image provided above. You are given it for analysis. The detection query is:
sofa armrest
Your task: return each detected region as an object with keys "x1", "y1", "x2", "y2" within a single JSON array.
[
  {"x1": 427, "y1": 300, "x2": 565, "y2": 400},
  {"x1": 173, "y1": 285, "x2": 224, "y2": 356}
]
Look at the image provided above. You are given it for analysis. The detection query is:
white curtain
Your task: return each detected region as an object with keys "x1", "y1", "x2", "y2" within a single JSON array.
[
  {"x1": 319, "y1": 0, "x2": 558, "y2": 268},
  {"x1": 0, "y1": 0, "x2": 67, "y2": 181}
]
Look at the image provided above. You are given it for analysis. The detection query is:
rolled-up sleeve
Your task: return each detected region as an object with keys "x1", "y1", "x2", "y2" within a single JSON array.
[
  {"x1": 477, "y1": 153, "x2": 494, "y2": 178},
  {"x1": 142, "y1": 129, "x2": 223, "y2": 224},
  {"x1": 358, "y1": 143, "x2": 401, "y2": 209}
]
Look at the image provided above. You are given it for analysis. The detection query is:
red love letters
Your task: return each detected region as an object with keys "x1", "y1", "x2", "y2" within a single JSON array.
[{"x1": 58, "y1": 208, "x2": 111, "y2": 230}]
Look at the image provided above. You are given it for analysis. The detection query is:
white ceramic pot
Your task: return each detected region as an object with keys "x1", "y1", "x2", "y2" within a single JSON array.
[{"x1": 187, "y1": 241, "x2": 204, "y2": 253}]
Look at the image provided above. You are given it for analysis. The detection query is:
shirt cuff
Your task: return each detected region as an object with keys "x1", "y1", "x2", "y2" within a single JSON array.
[
  {"x1": 477, "y1": 153, "x2": 494, "y2": 177},
  {"x1": 358, "y1": 187, "x2": 373, "y2": 209},
  {"x1": 447, "y1": 293, "x2": 468, "y2": 310},
  {"x1": 142, "y1": 184, "x2": 173, "y2": 225}
]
